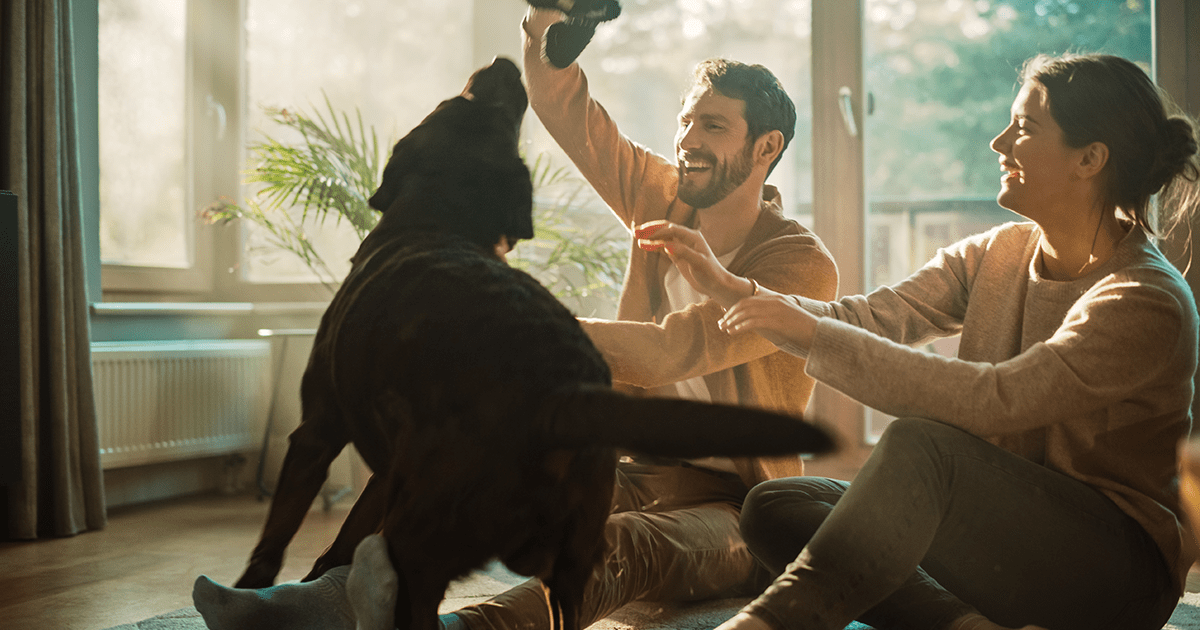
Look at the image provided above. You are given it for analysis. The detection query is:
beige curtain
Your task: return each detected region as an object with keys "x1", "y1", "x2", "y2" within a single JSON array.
[{"x1": 1, "y1": 0, "x2": 107, "y2": 538}]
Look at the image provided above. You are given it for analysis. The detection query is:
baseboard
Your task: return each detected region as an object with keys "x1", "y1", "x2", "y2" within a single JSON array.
[{"x1": 103, "y1": 452, "x2": 254, "y2": 509}]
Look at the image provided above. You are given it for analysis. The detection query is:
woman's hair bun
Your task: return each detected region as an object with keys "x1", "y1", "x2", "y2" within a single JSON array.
[{"x1": 1148, "y1": 116, "x2": 1200, "y2": 194}]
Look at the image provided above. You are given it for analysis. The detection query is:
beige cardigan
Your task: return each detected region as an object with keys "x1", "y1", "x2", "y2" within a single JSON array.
[
  {"x1": 796, "y1": 222, "x2": 1198, "y2": 594},
  {"x1": 522, "y1": 9, "x2": 839, "y2": 488}
]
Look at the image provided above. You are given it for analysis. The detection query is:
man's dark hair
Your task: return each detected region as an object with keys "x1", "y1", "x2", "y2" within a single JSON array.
[{"x1": 689, "y1": 59, "x2": 797, "y2": 177}]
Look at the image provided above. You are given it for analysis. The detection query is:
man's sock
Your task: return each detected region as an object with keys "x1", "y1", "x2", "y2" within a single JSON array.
[
  {"x1": 192, "y1": 566, "x2": 356, "y2": 630},
  {"x1": 346, "y1": 534, "x2": 399, "y2": 630}
]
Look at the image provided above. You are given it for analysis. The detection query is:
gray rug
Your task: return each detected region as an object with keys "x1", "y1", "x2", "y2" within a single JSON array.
[
  {"x1": 101, "y1": 595, "x2": 1200, "y2": 630},
  {"x1": 97, "y1": 595, "x2": 1200, "y2": 630},
  {"x1": 102, "y1": 563, "x2": 1200, "y2": 630}
]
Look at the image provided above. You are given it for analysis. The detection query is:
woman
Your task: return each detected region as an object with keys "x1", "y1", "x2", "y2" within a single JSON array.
[{"x1": 640, "y1": 53, "x2": 1200, "y2": 629}]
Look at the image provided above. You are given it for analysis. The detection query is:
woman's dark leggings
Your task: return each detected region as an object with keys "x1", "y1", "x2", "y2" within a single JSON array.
[{"x1": 738, "y1": 418, "x2": 1178, "y2": 630}]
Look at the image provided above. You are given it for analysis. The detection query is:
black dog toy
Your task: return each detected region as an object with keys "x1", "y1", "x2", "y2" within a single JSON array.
[{"x1": 527, "y1": 0, "x2": 622, "y2": 68}]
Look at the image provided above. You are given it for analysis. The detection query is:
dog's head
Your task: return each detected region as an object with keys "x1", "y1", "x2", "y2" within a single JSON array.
[{"x1": 368, "y1": 57, "x2": 533, "y2": 251}]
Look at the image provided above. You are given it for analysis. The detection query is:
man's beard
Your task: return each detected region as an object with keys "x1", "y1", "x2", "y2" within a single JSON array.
[{"x1": 677, "y1": 141, "x2": 755, "y2": 209}]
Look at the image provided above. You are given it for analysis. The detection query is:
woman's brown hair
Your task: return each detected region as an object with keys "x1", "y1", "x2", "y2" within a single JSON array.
[{"x1": 1021, "y1": 53, "x2": 1199, "y2": 238}]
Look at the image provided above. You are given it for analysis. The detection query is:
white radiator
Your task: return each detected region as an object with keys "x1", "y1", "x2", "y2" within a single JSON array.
[{"x1": 91, "y1": 340, "x2": 273, "y2": 470}]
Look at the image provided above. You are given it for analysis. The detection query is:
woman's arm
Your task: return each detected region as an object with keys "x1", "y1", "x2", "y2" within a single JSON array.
[
  {"x1": 735, "y1": 278, "x2": 1188, "y2": 436},
  {"x1": 658, "y1": 221, "x2": 988, "y2": 353}
]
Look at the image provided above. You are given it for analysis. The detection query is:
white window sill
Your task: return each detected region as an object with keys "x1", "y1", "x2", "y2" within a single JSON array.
[{"x1": 90, "y1": 302, "x2": 328, "y2": 316}]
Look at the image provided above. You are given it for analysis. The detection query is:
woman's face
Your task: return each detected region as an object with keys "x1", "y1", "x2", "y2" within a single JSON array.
[{"x1": 989, "y1": 81, "x2": 1088, "y2": 222}]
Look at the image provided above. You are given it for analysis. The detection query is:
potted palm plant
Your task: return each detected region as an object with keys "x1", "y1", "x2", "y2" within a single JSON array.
[{"x1": 203, "y1": 96, "x2": 626, "y2": 316}]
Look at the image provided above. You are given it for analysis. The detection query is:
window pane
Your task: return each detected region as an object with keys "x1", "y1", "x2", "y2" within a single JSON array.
[
  {"x1": 98, "y1": 0, "x2": 189, "y2": 268},
  {"x1": 863, "y1": 0, "x2": 1151, "y2": 437},
  {"x1": 242, "y1": 0, "x2": 473, "y2": 284}
]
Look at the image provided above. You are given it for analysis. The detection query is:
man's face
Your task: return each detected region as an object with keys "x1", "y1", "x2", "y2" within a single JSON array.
[{"x1": 674, "y1": 87, "x2": 755, "y2": 209}]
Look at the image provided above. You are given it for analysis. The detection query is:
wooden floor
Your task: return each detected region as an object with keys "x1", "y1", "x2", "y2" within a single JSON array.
[
  {"x1": 6, "y1": 491, "x2": 1200, "y2": 630},
  {"x1": 0, "y1": 492, "x2": 352, "y2": 630}
]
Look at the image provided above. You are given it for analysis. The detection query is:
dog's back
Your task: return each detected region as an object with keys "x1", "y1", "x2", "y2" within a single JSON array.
[{"x1": 323, "y1": 229, "x2": 611, "y2": 474}]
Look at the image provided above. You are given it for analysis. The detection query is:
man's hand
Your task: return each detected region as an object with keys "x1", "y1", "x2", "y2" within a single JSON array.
[
  {"x1": 635, "y1": 220, "x2": 753, "y2": 309},
  {"x1": 636, "y1": 219, "x2": 820, "y2": 353}
]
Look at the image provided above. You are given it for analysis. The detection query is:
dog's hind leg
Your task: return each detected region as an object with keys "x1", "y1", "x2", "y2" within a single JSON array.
[
  {"x1": 372, "y1": 504, "x2": 453, "y2": 630},
  {"x1": 388, "y1": 545, "x2": 454, "y2": 630},
  {"x1": 542, "y1": 454, "x2": 614, "y2": 630},
  {"x1": 304, "y1": 472, "x2": 388, "y2": 580},
  {"x1": 236, "y1": 382, "x2": 349, "y2": 588},
  {"x1": 307, "y1": 390, "x2": 419, "y2": 580},
  {"x1": 543, "y1": 559, "x2": 591, "y2": 630}
]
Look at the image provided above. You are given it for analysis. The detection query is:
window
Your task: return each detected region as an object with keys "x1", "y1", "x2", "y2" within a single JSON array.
[
  {"x1": 864, "y1": 0, "x2": 1152, "y2": 289},
  {"x1": 98, "y1": 0, "x2": 188, "y2": 269},
  {"x1": 240, "y1": 0, "x2": 475, "y2": 284},
  {"x1": 97, "y1": 0, "x2": 237, "y2": 296},
  {"x1": 98, "y1": 0, "x2": 210, "y2": 293},
  {"x1": 94, "y1": 0, "x2": 1187, "y2": 452}
]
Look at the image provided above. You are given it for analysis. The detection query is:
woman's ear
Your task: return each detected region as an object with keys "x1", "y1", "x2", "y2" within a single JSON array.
[
  {"x1": 755, "y1": 130, "x2": 785, "y2": 168},
  {"x1": 1076, "y1": 141, "x2": 1109, "y2": 180}
]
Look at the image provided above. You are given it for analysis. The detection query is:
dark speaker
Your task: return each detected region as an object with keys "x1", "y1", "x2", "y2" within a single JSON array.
[{"x1": 1, "y1": 190, "x2": 20, "y2": 484}]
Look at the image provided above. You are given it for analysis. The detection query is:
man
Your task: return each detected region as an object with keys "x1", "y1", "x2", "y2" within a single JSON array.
[{"x1": 191, "y1": 7, "x2": 836, "y2": 630}]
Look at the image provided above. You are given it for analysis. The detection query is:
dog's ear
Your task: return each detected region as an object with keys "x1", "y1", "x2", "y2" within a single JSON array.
[
  {"x1": 502, "y1": 162, "x2": 535, "y2": 242},
  {"x1": 371, "y1": 97, "x2": 461, "y2": 214},
  {"x1": 369, "y1": 136, "x2": 416, "y2": 213},
  {"x1": 442, "y1": 157, "x2": 533, "y2": 251}
]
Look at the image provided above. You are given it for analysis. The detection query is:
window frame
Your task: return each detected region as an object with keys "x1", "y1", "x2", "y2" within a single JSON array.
[
  {"x1": 98, "y1": 0, "x2": 213, "y2": 294},
  {"x1": 99, "y1": 0, "x2": 227, "y2": 297}
]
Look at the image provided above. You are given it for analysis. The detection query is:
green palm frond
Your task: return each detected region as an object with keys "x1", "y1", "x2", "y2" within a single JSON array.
[
  {"x1": 509, "y1": 155, "x2": 626, "y2": 307},
  {"x1": 203, "y1": 97, "x2": 627, "y2": 310},
  {"x1": 247, "y1": 93, "x2": 381, "y2": 239}
]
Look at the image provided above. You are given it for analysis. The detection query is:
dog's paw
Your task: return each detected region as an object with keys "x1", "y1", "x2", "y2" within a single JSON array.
[{"x1": 232, "y1": 560, "x2": 282, "y2": 589}]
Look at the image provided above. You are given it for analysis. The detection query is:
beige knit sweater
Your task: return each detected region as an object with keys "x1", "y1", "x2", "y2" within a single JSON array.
[
  {"x1": 521, "y1": 9, "x2": 839, "y2": 487},
  {"x1": 793, "y1": 221, "x2": 1198, "y2": 594}
]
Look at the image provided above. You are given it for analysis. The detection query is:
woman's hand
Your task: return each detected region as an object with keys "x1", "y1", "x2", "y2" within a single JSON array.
[
  {"x1": 713, "y1": 612, "x2": 776, "y2": 630},
  {"x1": 719, "y1": 285, "x2": 819, "y2": 355},
  {"x1": 635, "y1": 220, "x2": 753, "y2": 308}
]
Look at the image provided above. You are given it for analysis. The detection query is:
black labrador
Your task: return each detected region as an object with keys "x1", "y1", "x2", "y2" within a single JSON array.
[{"x1": 232, "y1": 57, "x2": 834, "y2": 630}]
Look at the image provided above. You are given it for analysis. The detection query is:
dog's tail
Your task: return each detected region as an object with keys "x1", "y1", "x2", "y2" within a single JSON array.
[{"x1": 541, "y1": 385, "x2": 836, "y2": 458}]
